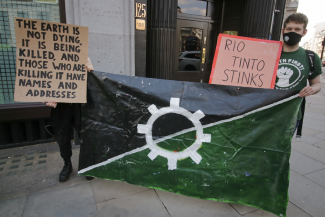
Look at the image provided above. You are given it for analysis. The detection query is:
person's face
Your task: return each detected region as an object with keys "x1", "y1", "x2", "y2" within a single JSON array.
[{"x1": 282, "y1": 22, "x2": 307, "y2": 37}]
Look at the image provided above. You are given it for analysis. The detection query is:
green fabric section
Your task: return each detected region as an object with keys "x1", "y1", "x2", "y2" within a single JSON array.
[
  {"x1": 275, "y1": 47, "x2": 323, "y2": 120},
  {"x1": 80, "y1": 97, "x2": 302, "y2": 217},
  {"x1": 157, "y1": 130, "x2": 196, "y2": 152}
]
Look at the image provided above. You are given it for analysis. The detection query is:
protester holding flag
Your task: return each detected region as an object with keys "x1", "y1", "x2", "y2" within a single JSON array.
[
  {"x1": 275, "y1": 13, "x2": 323, "y2": 134},
  {"x1": 77, "y1": 70, "x2": 303, "y2": 217},
  {"x1": 44, "y1": 57, "x2": 94, "y2": 182}
]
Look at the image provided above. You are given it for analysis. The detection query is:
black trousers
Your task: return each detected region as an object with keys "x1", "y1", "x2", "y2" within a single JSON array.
[
  {"x1": 53, "y1": 125, "x2": 73, "y2": 162},
  {"x1": 49, "y1": 103, "x2": 80, "y2": 162}
]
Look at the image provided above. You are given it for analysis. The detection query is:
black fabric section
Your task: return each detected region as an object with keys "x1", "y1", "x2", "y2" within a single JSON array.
[
  {"x1": 78, "y1": 71, "x2": 299, "y2": 171},
  {"x1": 152, "y1": 114, "x2": 194, "y2": 139},
  {"x1": 296, "y1": 98, "x2": 306, "y2": 136}
]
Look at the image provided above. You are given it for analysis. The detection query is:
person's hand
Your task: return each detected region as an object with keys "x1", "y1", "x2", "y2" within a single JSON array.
[
  {"x1": 299, "y1": 75, "x2": 322, "y2": 97},
  {"x1": 299, "y1": 86, "x2": 316, "y2": 97},
  {"x1": 42, "y1": 101, "x2": 57, "y2": 108},
  {"x1": 85, "y1": 57, "x2": 94, "y2": 72}
]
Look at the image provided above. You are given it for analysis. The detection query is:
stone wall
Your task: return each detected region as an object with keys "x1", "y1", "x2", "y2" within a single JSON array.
[{"x1": 65, "y1": 0, "x2": 135, "y2": 76}]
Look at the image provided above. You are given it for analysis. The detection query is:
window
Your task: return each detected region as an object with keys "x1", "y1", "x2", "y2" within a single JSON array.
[
  {"x1": 177, "y1": 0, "x2": 207, "y2": 16},
  {"x1": 180, "y1": 27, "x2": 203, "y2": 53},
  {"x1": 184, "y1": 53, "x2": 201, "y2": 59},
  {"x1": 0, "y1": 0, "x2": 60, "y2": 104}
]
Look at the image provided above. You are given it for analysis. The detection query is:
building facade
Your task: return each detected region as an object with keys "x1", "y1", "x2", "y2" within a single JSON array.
[
  {"x1": 283, "y1": 0, "x2": 298, "y2": 22},
  {"x1": 278, "y1": 0, "x2": 298, "y2": 41},
  {"x1": 302, "y1": 23, "x2": 325, "y2": 58},
  {"x1": 0, "y1": 0, "x2": 288, "y2": 148}
]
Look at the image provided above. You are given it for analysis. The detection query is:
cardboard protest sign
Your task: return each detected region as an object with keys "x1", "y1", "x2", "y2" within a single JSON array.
[
  {"x1": 209, "y1": 34, "x2": 282, "y2": 89},
  {"x1": 14, "y1": 17, "x2": 88, "y2": 103}
]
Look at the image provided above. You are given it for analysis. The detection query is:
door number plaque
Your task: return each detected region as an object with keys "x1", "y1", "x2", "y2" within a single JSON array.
[
  {"x1": 136, "y1": 19, "x2": 145, "y2": 30},
  {"x1": 135, "y1": 2, "x2": 146, "y2": 30}
]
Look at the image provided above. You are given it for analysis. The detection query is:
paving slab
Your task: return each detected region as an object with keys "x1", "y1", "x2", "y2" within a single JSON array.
[
  {"x1": 96, "y1": 189, "x2": 169, "y2": 217},
  {"x1": 285, "y1": 202, "x2": 311, "y2": 217},
  {"x1": 0, "y1": 196, "x2": 26, "y2": 217},
  {"x1": 23, "y1": 183, "x2": 97, "y2": 217},
  {"x1": 230, "y1": 203, "x2": 257, "y2": 215},
  {"x1": 304, "y1": 169, "x2": 325, "y2": 188},
  {"x1": 307, "y1": 93, "x2": 325, "y2": 98},
  {"x1": 305, "y1": 98, "x2": 325, "y2": 106},
  {"x1": 242, "y1": 202, "x2": 310, "y2": 217},
  {"x1": 304, "y1": 111, "x2": 325, "y2": 121},
  {"x1": 91, "y1": 179, "x2": 148, "y2": 204},
  {"x1": 304, "y1": 117, "x2": 325, "y2": 128},
  {"x1": 302, "y1": 122, "x2": 325, "y2": 132},
  {"x1": 308, "y1": 103, "x2": 325, "y2": 110},
  {"x1": 288, "y1": 170, "x2": 325, "y2": 217},
  {"x1": 293, "y1": 134, "x2": 322, "y2": 145},
  {"x1": 300, "y1": 127, "x2": 320, "y2": 136},
  {"x1": 26, "y1": 175, "x2": 90, "y2": 196},
  {"x1": 0, "y1": 190, "x2": 26, "y2": 203},
  {"x1": 234, "y1": 208, "x2": 277, "y2": 216},
  {"x1": 304, "y1": 106, "x2": 325, "y2": 114},
  {"x1": 155, "y1": 189, "x2": 240, "y2": 217},
  {"x1": 291, "y1": 141, "x2": 325, "y2": 164},
  {"x1": 0, "y1": 143, "x2": 80, "y2": 195},
  {"x1": 289, "y1": 150, "x2": 325, "y2": 175},
  {"x1": 313, "y1": 140, "x2": 325, "y2": 150},
  {"x1": 314, "y1": 131, "x2": 325, "y2": 139}
]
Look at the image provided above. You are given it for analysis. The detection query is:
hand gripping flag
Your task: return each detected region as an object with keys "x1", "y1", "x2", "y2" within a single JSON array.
[{"x1": 78, "y1": 71, "x2": 302, "y2": 217}]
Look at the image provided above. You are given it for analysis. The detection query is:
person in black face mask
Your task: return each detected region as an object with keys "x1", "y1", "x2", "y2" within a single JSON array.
[{"x1": 275, "y1": 13, "x2": 323, "y2": 135}]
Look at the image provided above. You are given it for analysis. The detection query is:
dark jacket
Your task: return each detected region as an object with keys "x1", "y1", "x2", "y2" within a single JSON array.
[{"x1": 46, "y1": 103, "x2": 81, "y2": 136}]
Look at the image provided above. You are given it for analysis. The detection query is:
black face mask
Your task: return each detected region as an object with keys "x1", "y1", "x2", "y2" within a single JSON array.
[{"x1": 283, "y1": 32, "x2": 303, "y2": 46}]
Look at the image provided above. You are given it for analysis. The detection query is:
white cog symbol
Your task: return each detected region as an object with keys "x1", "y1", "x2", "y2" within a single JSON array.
[{"x1": 137, "y1": 98, "x2": 211, "y2": 170}]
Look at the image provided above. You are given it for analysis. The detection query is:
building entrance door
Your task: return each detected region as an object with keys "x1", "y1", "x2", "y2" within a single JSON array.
[{"x1": 176, "y1": 19, "x2": 219, "y2": 83}]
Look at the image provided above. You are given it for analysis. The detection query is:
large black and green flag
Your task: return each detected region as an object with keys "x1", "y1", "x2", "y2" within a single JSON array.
[{"x1": 78, "y1": 71, "x2": 302, "y2": 217}]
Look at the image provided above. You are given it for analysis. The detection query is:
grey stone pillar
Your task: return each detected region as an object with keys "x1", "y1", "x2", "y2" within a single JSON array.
[
  {"x1": 147, "y1": 0, "x2": 177, "y2": 80},
  {"x1": 65, "y1": 0, "x2": 135, "y2": 76},
  {"x1": 240, "y1": 0, "x2": 276, "y2": 39}
]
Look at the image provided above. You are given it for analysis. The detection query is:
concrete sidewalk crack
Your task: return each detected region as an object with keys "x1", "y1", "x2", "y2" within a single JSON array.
[
  {"x1": 228, "y1": 203, "x2": 243, "y2": 216},
  {"x1": 90, "y1": 181, "x2": 100, "y2": 217},
  {"x1": 290, "y1": 169, "x2": 325, "y2": 189},
  {"x1": 289, "y1": 201, "x2": 312, "y2": 217},
  {"x1": 292, "y1": 149, "x2": 325, "y2": 165},
  {"x1": 303, "y1": 168, "x2": 325, "y2": 176},
  {"x1": 94, "y1": 188, "x2": 151, "y2": 206},
  {"x1": 21, "y1": 193, "x2": 28, "y2": 217},
  {"x1": 154, "y1": 189, "x2": 171, "y2": 217}
]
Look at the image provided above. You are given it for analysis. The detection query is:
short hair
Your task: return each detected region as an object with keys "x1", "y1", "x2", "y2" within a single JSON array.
[{"x1": 284, "y1": 13, "x2": 308, "y2": 30}]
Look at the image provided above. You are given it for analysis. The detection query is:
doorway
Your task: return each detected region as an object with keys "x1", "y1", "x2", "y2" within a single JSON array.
[{"x1": 175, "y1": 19, "x2": 219, "y2": 83}]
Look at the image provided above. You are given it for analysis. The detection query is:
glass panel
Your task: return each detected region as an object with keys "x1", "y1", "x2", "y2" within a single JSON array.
[
  {"x1": 179, "y1": 27, "x2": 202, "y2": 71},
  {"x1": 207, "y1": 2, "x2": 220, "y2": 18},
  {"x1": 178, "y1": 0, "x2": 207, "y2": 16},
  {"x1": 0, "y1": 0, "x2": 60, "y2": 105}
]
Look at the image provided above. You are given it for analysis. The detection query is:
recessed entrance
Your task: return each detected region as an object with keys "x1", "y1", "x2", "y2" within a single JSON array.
[{"x1": 176, "y1": 19, "x2": 219, "y2": 83}]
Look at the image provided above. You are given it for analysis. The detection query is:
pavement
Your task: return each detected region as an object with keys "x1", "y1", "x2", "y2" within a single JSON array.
[{"x1": 0, "y1": 69, "x2": 325, "y2": 217}]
